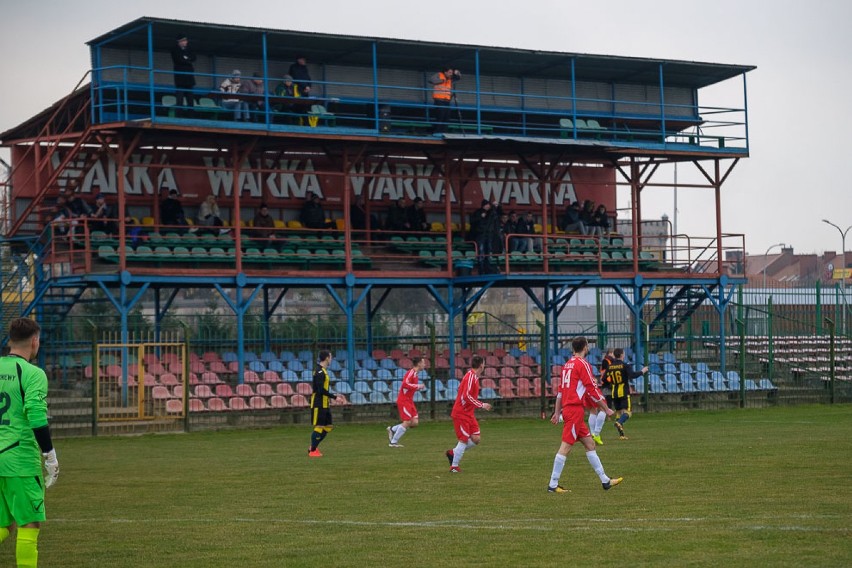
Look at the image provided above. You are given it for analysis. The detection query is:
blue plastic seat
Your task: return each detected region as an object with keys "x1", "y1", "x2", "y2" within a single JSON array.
[
  {"x1": 745, "y1": 379, "x2": 758, "y2": 390},
  {"x1": 376, "y1": 368, "x2": 393, "y2": 381},
  {"x1": 279, "y1": 351, "x2": 296, "y2": 362},
  {"x1": 288, "y1": 360, "x2": 304, "y2": 373},
  {"x1": 267, "y1": 360, "x2": 285, "y2": 373},
  {"x1": 260, "y1": 351, "x2": 278, "y2": 363},
  {"x1": 357, "y1": 369, "x2": 373, "y2": 380},
  {"x1": 758, "y1": 378, "x2": 776, "y2": 390},
  {"x1": 248, "y1": 360, "x2": 266, "y2": 373},
  {"x1": 350, "y1": 392, "x2": 369, "y2": 405},
  {"x1": 328, "y1": 359, "x2": 342, "y2": 372},
  {"x1": 380, "y1": 358, "x2": 397, "y2": 370},
  {"x1": 372, "y1": 381, "x2": 390, "y2": 393},
  {"x1": 369, "y1": 391, "x2": 388, "y2": 404},
  {"x1": 300, "y1": 370, "x2": 314, "y2": 381},
  {"x1": 334, "y1": 382, "x2": 353, "y2": 394},
  {"x1": 297, "y1": 350, "x2": 313, "y2": 363},
  {"x1": 695, "y1": 372, "x2": 711, "y2": 391},
  {"x1": 353, "y1": 380, "x2": 371, "y2": 394},
  {"x1": 222, "y1": 352, "x2": 238, "y2": 363},
  {"x1": 361, "y1": 358, "x2": 379, "y2": 370},
  {"x1": 281, "y1": 369, "x2": 299, "y2": 382},
  {"x1": 663, "y1": 373, "x2": 679, "y2": 393}
]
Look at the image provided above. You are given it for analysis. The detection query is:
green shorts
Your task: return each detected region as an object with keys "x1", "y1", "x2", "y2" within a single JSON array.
[{"x1": 0, "y1": 476, "x2": 46, "y2": 526}]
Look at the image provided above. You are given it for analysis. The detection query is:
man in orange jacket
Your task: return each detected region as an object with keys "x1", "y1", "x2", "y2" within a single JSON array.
[{"x1": 429, "y1": 65, "x2": 461, "y2": 132}]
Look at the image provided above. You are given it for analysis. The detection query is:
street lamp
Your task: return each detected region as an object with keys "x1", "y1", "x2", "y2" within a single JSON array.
[
  {"x1": 762, "y1": 242, "x2": 786, "y2": 291},
  {"x1": 823, "y1": 219, "x2": 851, "y2": 334}
]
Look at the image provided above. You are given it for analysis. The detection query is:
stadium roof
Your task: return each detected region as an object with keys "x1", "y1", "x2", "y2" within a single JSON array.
[{"x1": 88, "y1": 17, "x2": 754, "y2": 89}]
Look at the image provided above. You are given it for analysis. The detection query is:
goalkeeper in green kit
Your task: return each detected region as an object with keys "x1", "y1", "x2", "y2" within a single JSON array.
[{"x1": 0, "y1": 318, "x2": 59, "y2": 567}]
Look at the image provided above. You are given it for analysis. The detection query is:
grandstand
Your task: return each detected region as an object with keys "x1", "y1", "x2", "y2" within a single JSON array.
[{"x1": 1, "y1": 17, "x2": 846, "y2": 436}]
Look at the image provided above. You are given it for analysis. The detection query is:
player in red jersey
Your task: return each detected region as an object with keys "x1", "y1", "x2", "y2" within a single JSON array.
[
  {"x1": 445, "y1": 355, "x2": 492, "y2": 472},
  {"x1": 547, "y1": 337, "x2": 623, "y2": 493},
  {"x1": 387, "y1": 357, "x2": 428, "y2": 447}
]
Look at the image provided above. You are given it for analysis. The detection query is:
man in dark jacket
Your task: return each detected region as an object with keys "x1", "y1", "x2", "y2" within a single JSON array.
[
  {"x1": 385, "y1": 197, "x2": 410, "y2": 235},
  {"x1": 160, "y1": 189, "x2": 189, "y2": 232},
  {"x1": 288, "y1": 55, "x2": 313, "y2": 97},
  {"x1": 561, "y1": 201, "x2": 587, "y2": 235},
  {"x1": 407, "y1": 197, "x2": 429, "y2": 232},
  {"x1": 170, "y1": 34, "x2": 196, "y2": 115},
  {"x1": 300, "y1": 193, "x2": 330, "y2": 230},
  {"x1": 470, "y1": 200, "x2": 502, "y2": 273}
]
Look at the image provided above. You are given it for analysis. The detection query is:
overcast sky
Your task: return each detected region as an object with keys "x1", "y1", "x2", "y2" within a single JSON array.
[{"x1": 2, "y1": 0, "x2": 850, "y2": 255}]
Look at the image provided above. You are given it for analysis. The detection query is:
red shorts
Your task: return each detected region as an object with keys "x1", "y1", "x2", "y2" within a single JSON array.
[
  {"x1": 452, "y1": 413, "x2": 480, "y2": 442},
  {"x1": 582, "y1": 393, "x2": 597, "y2": 409},
  {"x1": 560, "y1": 405, "x2": 590, "y2": 445},
  {"x1": 397, "y1": 398, "x2": 418, "y2": 421}
]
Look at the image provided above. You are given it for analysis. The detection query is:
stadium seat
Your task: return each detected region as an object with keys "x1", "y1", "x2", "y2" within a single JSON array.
[
  {"x1": 288, "y1": 360, "x2": 304, "y2": 372},
  {"x1": 300, "y1": 370, "x2": 314, "y2": 381},
  {"x1": 164, "y1": 399, "x2": 183, "y2": 413},
  {"x1": 663, "y1": 373, "x2": 679, "y2": 393},
  {"x1": 249, "y1": 396, "x2": 268, "y2": 409},
  {"x1": 296, "y1": 382, "x2": 312, "y2": 396},
  {"x1": 270, "y1": 395, "x2": 289, "y2": 408},
  {"x1": 260, "y1": 351, "x2": 278, "y2": 363},
  {"x1": 194, "y1": 385, "x2": 214, "y2": 398},
  {"x1": 297, "y1": 350, "x2": 313, "y2": 363},
  {"x1": 695, "y1": 372, "x2": 711, "y2": 391},
  {"x1": 290, "y1": 394, "x2": 309, "y2": 407},
  {"x1": 243, "y1": 370, "x2": 261, "y2": 383},
  {"x1": 357, "y1": 369, "x2": 374, "y2": 380},
  {"x1": 369, "y1": 392, "x2": 388, "y2": 404},
  {"x1": 235, "y1": 384, "x2": 254, "y2": 397},
  {"x1": 648, "y1": 375, "x2": 665, "y2": 393},
  {"x1": 758, "y1": 378, "x2": 776, "y2": 390},
  {"x1": 279, "y1": 351, "x2": 296, "y2": 362},
  {"x1": 745, "y1": 380, "x2": 759, "y2": 390},
  {"x1": 262, "y1": 370, "x2": 280, "y2": 383},
  {"x1": 248, "y1": 361, "x2": 267, "y2": 373},
  {"x1": 267, "y1": 360, "x2": 285, "y2": 373},
  {"x1": 228, "y1": 397, "x2": 248, "y2": 410},
  {"x1": 255, "y1": 383, "x2": 274, "y2": 397},
  {"x1": 152, "y1": 386, "x2": 172, "y2": 400},
  {"x1": 631, "y1": 378, "x2": 644, "y2": 394},
  {"x1": 209, "y1": 361, "x2": 228, "y2": 374},
  {"x1": 276, "y1": 383, "x2": 295, "y2": 396},
  {"x1": 190, "y1": 361, "x2": 207, "y2": 374},
  {"x1": 711, "y1": 371, "x2": 726, "y2": 391},
  {"x1": 215, "y1": 384, "x2": 234, "y2": 398},
  {"x1": 189, "y1": 399, "x2": 206, "y2": 412},
  {"x1": 372, "y1": 381, "x2": 390, "y2": 393},
  {"x1": 281, "y1": 369, "x2": 299, "y2": 382},
  {"x1": 222, "y1": 352, "x2": 238, "y2": 363},
  {"x1": 349, "y1": 392, "x2": 368, "y2": 405},
  {"x1": 159, "y1": 373, "x2": 180, "y2": 386},
  {"x1": 480, "y1": 388, "x2": 499, "y2": 399},
  {"x1": 207, "y1": 397, "x2": 227, "y2": 411}
]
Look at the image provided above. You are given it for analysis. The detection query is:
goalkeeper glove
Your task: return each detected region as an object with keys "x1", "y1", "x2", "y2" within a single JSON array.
[{"x1": 42, "y1": 449, "x2": 59, "y2": 489}]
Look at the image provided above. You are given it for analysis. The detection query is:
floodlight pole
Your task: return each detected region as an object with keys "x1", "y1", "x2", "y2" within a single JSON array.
[
  {"x1": 762, "y1": 243, "x2": 785, "y2": 292},
  {"x1": 822, "y1": 219, "x2": 851, "y2": 335}
]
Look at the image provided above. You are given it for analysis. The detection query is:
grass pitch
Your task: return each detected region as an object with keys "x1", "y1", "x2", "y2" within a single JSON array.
[{"x1": 6, "y1": 405, "x2": 851, "y2": 567}]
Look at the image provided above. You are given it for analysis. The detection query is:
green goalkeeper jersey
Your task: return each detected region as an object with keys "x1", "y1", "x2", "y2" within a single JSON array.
[{"x1": 0, "y1": 355, "x2": 49, "y2": 477}]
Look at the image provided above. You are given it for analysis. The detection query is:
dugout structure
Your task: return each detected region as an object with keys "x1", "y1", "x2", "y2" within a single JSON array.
[{"x1": 0, "y1": 18, "x2": 754, "y2": 404}]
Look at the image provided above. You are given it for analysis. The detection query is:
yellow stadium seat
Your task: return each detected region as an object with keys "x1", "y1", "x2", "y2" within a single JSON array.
[
  {"x1": 287, "y1": 220, "x2": 303, "y2": 229},
  {"x1": 141, "y1": 216, "x2": 155, "y2": 226},
  {"x1": 430, "y1": 222, "x2": 445, "y2": 232},
  {"x1": 335, "y1": 219, "x2": 346, "y2": 230},
  {"x1": 273, "y1": 220, "x2": 285, "y2": 229},
  {"x1": 534, "y1": 223, "x2": 543, "y2": 234}
]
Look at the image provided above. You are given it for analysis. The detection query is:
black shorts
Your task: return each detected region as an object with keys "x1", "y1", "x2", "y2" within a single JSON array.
[
  {"x1": 312, "y1": 407, "x2": 332, "y2": 427},
  {"x1": 604, "y1": 394, "x2": 613, "y2": 408},
  {"x1": 612, "y1": 395, "x2": 631, "y2": 412}
]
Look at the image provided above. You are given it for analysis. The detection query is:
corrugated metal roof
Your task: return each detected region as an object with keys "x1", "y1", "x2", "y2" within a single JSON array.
[{"x1": 88, "y1": 17, "x2": 754, "y2": 89}]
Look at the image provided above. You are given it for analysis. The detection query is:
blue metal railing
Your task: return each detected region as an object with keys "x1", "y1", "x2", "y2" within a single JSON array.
[{"x1": 89, "y1": 64, "x2": 748, "y2": 150}]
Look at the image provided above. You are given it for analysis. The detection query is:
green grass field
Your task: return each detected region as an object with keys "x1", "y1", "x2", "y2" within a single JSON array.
[{"x1": 6, "y1": 405, "x2": 851, "y2": 567}]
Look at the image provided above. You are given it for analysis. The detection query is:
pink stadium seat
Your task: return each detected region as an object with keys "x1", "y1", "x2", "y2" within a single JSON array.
[
  {"x1": 484, "y1": 355, "x2": 500, "y2": 367},
  {"x1": 84, "y1": 365, "x2": 93, "y2": 379},
  {"x1": 482, "y1": 367, "x2": 498, "y2": 379},
  {"x1": 398, "y1": 358, "x2": 412, "y2": 369},
  {"x1": 256, "y1": 383, "x2": 274, "y2": 397},
  {"x1": 532, "y1": 378, "x2": 542, "y2": 396},
  {"x1": 202, "y1": 352, "x2": 220, "y2": 362},
  {"x1": 166, "y1": 399, "x2": 184, "y2": 413},
  {"x1": 105, "y1": 364, "x2": 123, "y2": 378},
  {"x1": 276, "y1": 383, "x2": 295, "y2": 396},
  {"x1": 480, "y1": 378, "x2": 498, "y2": 390},
  {"x1": 147, "y1": 363, "x2": 167, "y2": 376},
  {"x1": 249, "y1": 396, "x2": 268, "y2": 409},
  {"x1": 502, "y1": 355, "x2": 517, "y2": 367},
  {"x1": 476, "y1": 348, "x2": 490, "y2": 357},
  {"x1": 458, "y1": 348, "x2": 472, "y2": 357},
  {"x1": 161, "y1": 353, "x2": 179, "y2": 366},
  {"x1": 160, "y1": 373, "x2": 180, "y2": 386},
  {"x1": 201, "y1": 372, "x2": 222, "y2": 384},
  {"x1": 189, "y1": 398, "x2": 205, "y2": 412},
  {"x1": 209, "y1": 361, "x2": 227, "y2": 373},
  {"x1": 228, "y1": 397, "x2": 248, "y2": 411},
  {"x1": 517, "y1": 365, "x2": 534, "y2": 378},
  {"x1": 551, "y1": 365, "x2": 561, "y2": 379},
  {"x1": 167, "y1": 362, "x2": 184, "y2": 375},
  {"x1": 243, "y1": 370, "x2": 260, "y2": 383},
  {"x1": 435, "y1": 357, "x2": 450, "y2": 369},
  {"x1": 519, "y1": 355, "x2": 536, "y2": 367},
  {"x1": 215, "y1": 384, "x2": 234, "y2": 398},
  {"x1": 190, "y1": 352, "x2": 201, "y2": 363},
  {"x1": 235, "y1": 384, "x2": 254, "y2": 397},
  {"x1": 143, "y1": 353, "x2": 159, "y2": 365},
  {"x1": 502, "y1": 367, "x2": 517, "y2": 379},
  {"x1": 498, "y1": 378, "x2": 516, "y2": 398},
  {"x1": 262, "y1": 370, "x2": 280, "y2": 383},
  {"x1": 331, "y1": 395, "x2": 348, "y2": 406},
  {"x1": 207, "y1": 397, "x2": 227, "y2": 411},
  {"x1": 493, "y1": 348, "x2": 507, "y2": 358},
  {"x1": 190, "y1": 361, "x2": 207, "y2": 374},
  {"x1": 193, "y1": 385, "x2": 214, "y2": 398},
  {"x1": 189, "y1": 373, "x2": 200, "y2": 385},
  {"x1": 372, "y1": 349, "x2": 387, "y2": 359},
  {"x1": 296, "y1": 382, "x2": 312, "y2": 396},
  {"x1": 172, "y1": 385, "x2": 184, "y2": 399},
  {"x1": 270, "y1": 395, "x2": 288, "y2": 408},
  {"x1": 290, "y1": 394, "x2": 309, "y2": 407},
  {"x1": 408, "y1": 349, "x2": 422, "y2": 358},
  {"x1": 227, "y1": 361, "x2": 240, "y2": 373},
  {"x1": 456, "y1": 357, "x2": 469, "y2": 368},
  {"x1": 389, "y1": 349, "x2": 405, "y2": 359},
  {"x1": 454, "y1": 368, "x2": 465, "y2": 379},
  {"x1": 140, "y1": 373, "x2": 158, "y2": 386},
  {"x1": 516, "y1": 377, "x2": 533, "y2": 398},
  {"x1": 152, "y1": 386, "x2": 172, "y2": 400}
]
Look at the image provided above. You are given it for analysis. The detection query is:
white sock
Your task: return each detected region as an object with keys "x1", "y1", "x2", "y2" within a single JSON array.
[
  {"x1": 452, "y1": 441, "x2": 467, "y2": 467},
  {"x1": 588, "y1": 413, "x2": 599, "y2": 434},
  {"x1": 594, "y1": 411, "x2": 606, "y2": 435},
  {"x1": 549, "y1": 453, "x2": 567, "y2": 488},
  {"x1": 586, "y1": 450, "x2": 609, "y2": 483},
  {"x1": 465, "y1": 439, "x2": 477, "y2": 449},
  {"x1": 391, "y1": 425, "x2": 407, "y2": 444}
]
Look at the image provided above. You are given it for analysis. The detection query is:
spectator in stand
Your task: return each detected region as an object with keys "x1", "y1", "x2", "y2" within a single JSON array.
[
  {"x1": 429, "y1": 65, "x2": 461, "y2": 133},
  {"x1": 592, "y1": 204, "x2": 611, "y2": 236},
  {"x1": 252, "y1": 203, "x2": 277, "y2": 246},
  {"x1": 407, "y1": 197, "x2": 429, "y2": 232},
  {"x1": 239, "y1": 73, "x2": 267, "y2": 121},
  {"x1": 170, "y1": 33, "x2": 196, "y2": 115},
  {"x1": 502, "y1": 211, "x2": 521, "y2": 253},
  {"x1": 561, "y1": 201, "x2": 587, "y2": 235},
  {"x1": 90, "y1": 193, "x2": 117, "y2": 234},
  {"x1": 48, "y1": 195, "x2": 72, "y2": 237},
  {"x1": 197, "y1": 194, "x2": 227, "y2": 235},
  {"x1": 470, "y1": 199, "x2": 502, "y2": 274},
  {"x1": 581, "y1": 200, "x2": 598, "y2": 236},
  {"x1": 385, "y1": 197, "x2": 410, "y2": 235},
  {"x1": 516, "y1": 211, "x2": 540, "y2": 253},
  {"x1": 219, "y1": 70, "x2": 250, "y2": 122},
  {"x1": 273, "y1": 74, "x2": 297, "y2": 124},
  {"x1": 160, "y1": 189, "x2": 189, "y2": 232},
  {"x1": 288, "y1": 55, "x2": 313, "y2": 97},
  {"x1": 300, "y1": 193, "x2": 333, "y2": 230},
  {"x1": 124, "y1": 208, "x2": 144, "y2": 248},
  {"x1": 66, "y1": 192, "x2": 91, "y2": 220}
]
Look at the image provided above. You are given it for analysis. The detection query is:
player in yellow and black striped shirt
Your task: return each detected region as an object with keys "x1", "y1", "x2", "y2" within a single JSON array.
[
  {"x1": 604, "y1": 348, "x2": 648, "y2": 440},
  {"x1": 308, "y1": 350, "x2": 343, "y2": 457}
]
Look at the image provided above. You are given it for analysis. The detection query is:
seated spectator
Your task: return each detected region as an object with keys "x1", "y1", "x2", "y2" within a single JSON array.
[
  {"x1": 90, "y1": 193, "x2": 117, "y2": 234},
  {"x1": 124, "y1": 208, "x2": 144, "y2": 248},
  {"x1": 274, "y1": 74, "x2": 298, "y2": 124},
  {"x1": 580, "y1": 200, "x2": 598, "y2": 236},
  {"x1": 160, "y1": 189, "x2": 189, "y2": 232},
  {"x1": 66, "y1": 192, "x2": 91, "y2": 219},
  {"x1": 516, "y1": 211, "x2": 541, "y2": 253},
  {"x1": 506, "y1": 211, "x2": 525, "y2": 252},
  {"x1": 252, "y1": 202, "x2": 277, "y2": 246},
  {"x1": 407, "y1": 197, "x2": 429, "y2": 232},
  {"x1": 239, "y1": 72, "x2": 266, "y2": 121},
  {"x1": 219, "y1": 70, "x2": 250, "y2": 122},
  {"x1": 560, "y1": 201, "x2": 587, "y2": 235},
  {"x1": 197, "y1": 194, "x2": 228, "y2": 235},
  {"x1": 299, "y1": 193, "x2": 333, "y2": 230},
  {"x1": 498, "y1": 212, "x2": 512, "y2": 253},
  {"x1": 48, "y1": 195, "x2": 72, "y2": 237},
  {"x1": 592, "y1": 204, "x2": 611, "y2": 236},
  {"x1": 385, "y1": 197, "x2": 410, "y2": 235}
]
